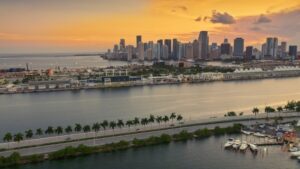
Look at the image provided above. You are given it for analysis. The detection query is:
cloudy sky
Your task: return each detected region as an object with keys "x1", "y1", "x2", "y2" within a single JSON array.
[{"x1": 0, "y1": 0, "x2": 299, "y2": 53}]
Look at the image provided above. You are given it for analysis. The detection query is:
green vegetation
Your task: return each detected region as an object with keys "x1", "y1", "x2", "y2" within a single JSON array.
[
  {"x1": 0, "y1": 124, "x2": 242, "y2": 167},
  {"x1": 128, "y1": 64, "x2": 235, "y2": 77},
  {"x1": 2, "y1": 113, "x2": 183, "y2": 143}
]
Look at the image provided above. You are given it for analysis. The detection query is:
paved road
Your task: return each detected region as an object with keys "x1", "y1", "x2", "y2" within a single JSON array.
[{"x1": 0, "y1": 112, "x2": 299, "y2": 157}]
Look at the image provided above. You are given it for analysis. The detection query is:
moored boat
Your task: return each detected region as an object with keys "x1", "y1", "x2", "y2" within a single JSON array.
[
  {"x1": 240, "y1": 141, "x2": 248, "y2": 151},
  {"x1": 241, "y1": 130, "x2": 252, "y2": 135},
  {"x1": 290, "y1": 151, "x2": 300, "y2": 158},
  {"x1": 253, "y1": 132, "x2": 266, "y2": 137},
  {"x1": 249, "y1": 143, "x2": 258, "y2": 152}
]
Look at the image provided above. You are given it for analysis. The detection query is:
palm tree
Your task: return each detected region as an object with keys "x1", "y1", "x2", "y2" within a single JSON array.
[
  {"x1": 109, "y1": 121, "x2": 117, "y2": 131},
  {"x1": 75, "y1": 123, "x2": 82, "y2": 132},
  {"x1": 101, "y1": 120, "x2": 109, "y2": 131},
  {"x1": 3, "y1": 132, "x2": 12, "y2": 149},
  {"x1": 170, "y1": 112, "x2": 177, "y2": 123},
  {"x1": 277, "y1": 106, "x2": 283, "y2": 117},
  {"x1": 25, "y1": 129, "x2": 33, "y2": 139},
  {"x1": 156, "y1": 116, "x2": 163, "y2": 126},
  {"x1": 3, "y1": 132, "x2": 12, "y2": 142},
  {"x1": 265, "y1": 106, "x2": 275, "y2": 119},
  {"x1": 13, "y1": 133, "x2": 23, "y2": 142},
  {"x1": 83, "y1": 125, "x2": 91, "y2": 133},
  {"x1": 45, "y1": 126, "x2": 54, "y2": 135},
  {"x1": 252, "y1": 107, "x2": 259, "y2": 118},
  {"x1": 35, "y1": 128, "x2": 43, "y2": 137},
  {"x1": 117, "y1": 120, "x2": 124, "y2": 129},
  {"x1": 176, "y1": 114, "x2": 183, "y2": 123},
  {"x1": 133, "y1": 117, "x2": 140, "y2": 127},
  {"x1": 141, "y1": 118, "x2": 148, "y2": 127},
  {"x1": 92, "y1": 123, "x2": 100, "y2": 132},
  {"x1": 163, "y1": 115, "x2": 169, "y2": 126},
  {"x1": 148, "y1": 114, "x2": 155, "y2": 125},
  {"x1": 126, "y1": 120, "x2": 133, "y2": 130},
  {"x1": 55, "y1": 126, "x2": 63, "y2": 135},
  {"x1": 65, "y1": 126, "x2": 73, "y2": 134}
]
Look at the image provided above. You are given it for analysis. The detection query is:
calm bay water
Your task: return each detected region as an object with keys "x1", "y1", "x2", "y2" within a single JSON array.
[
  {"x1": 9, "y1": 136, "x2": 300, "y2": 169},
  {"x1": 0, "y1": 55, "x2": 130, "y2": 69},
  {"x1": 1, "y1": 77, "x2": 300, "y2": 137}
]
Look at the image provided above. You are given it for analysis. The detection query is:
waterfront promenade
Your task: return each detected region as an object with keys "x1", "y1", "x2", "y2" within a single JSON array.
[{"x1": 0, "y1": 112, "x2": 299, "y2": 157}]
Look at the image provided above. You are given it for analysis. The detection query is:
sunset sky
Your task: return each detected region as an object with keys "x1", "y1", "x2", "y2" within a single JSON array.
[{"x1": 0, "y1": 0, "x2": 300, "y2": 53}]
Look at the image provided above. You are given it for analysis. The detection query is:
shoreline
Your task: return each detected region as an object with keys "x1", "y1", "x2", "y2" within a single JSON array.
[{"x1": 1, "y1": 73, "x2": 300, "y2": 95}]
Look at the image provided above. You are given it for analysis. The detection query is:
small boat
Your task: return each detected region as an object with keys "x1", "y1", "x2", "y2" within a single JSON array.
[
  {"x1": 241, "y1": 130, "x2": 252, "y2": 135},
  {"x1": 240, "y1": 142, "x2": 248, "y2": 151},
  {"x1": 253, "y1": 132, "x2": 266, "y2": 137},
  {"x1": 289, "y1": 147, "x2": 299, "y2": 152},
  {"x1": 290, "y1": 151, "x2": 300, "y2": 158},
  {"x1": 249, "y1": 143, "x2": 258, "y2": 152},
  {"x1": 224, "y1": 138, "x2": 235, "y2": 149},
  {"x1": 224, "y1": 141, "x2": 234, "y2": 148},
  {"x1": 232, "y1": 140, "x2": 241, "y2": 150}
]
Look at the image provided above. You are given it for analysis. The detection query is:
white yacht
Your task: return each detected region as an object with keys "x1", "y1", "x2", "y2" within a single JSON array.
[
  {"x1": 249, "y1": 143, "x2": 258, "y2": 152},
  {"x1": 240, "y1": 141, "x2": 248, "y2": 151}
]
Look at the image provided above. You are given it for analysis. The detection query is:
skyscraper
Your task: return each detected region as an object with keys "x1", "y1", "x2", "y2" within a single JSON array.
[
  {"x1": 157, "y1": 39, "x2": 163, "y2": 60},
  {"x1": 119, "y1": 39, "x2": 126, "y2": 52},
  {"x1": 280, "y1": 41, "x2": 287, "y2": 58},
  {"x1": 172, "y1": 39, "x2": 179, "y2": 60},
  {"x1": 162, "y1": 44, "x2": 169, "y2": 60},
  {"x1": 245, "y1": 46, "x2": 253, "y2": 60},
  {"x1": 192, "y1": 40, "x2": 199, "y2": 59},
  {"x1": 126, "y1": 45, "x2": 134, "y2": 61},
  {"x1": 198, "y1": 31, "x2": 209, "y2": 60},
  {"x1": 136, "y1": 35, "x2": 142, "y2": 48},
  {"x1": 266, "y1": 37, "x2": 278, "y2": 59},
  {"x1": 233, "y1": 38, "x2": 244, "y2": 59},
  {"x1": 289, "y1": 45, "x2": 298, "y2": 59},
  {"x1": 185, "y1": 42, "x2": 193, "y2": 59},
  {"x1": 164, "y1": 39, "x2": 172, "y2": 59},
  {"x1": 137, "y1": 42, "x2": 144, "y2": 61}
]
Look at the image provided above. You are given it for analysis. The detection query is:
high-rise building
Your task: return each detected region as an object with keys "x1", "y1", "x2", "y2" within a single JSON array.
[
  {"x1": 192, "y1": 40, "x2": 199, "y2": 59},
  {"x1": 120, "y1": 39, "x2": 126, "y2": 52},
  {"x1": 280, "y1": 41, "x2": 287, "y2": 58},
  {"x1": 265, "y1": 37, "x2": 278, "y2": 59},
  {"x1": 245, "y1": 46, "x2": 253, "y2": 60},
  {"x1": 145, "y1": 48, "x2": 153, "y2": 61},
  {"x1": 289, "y1": 45, "x2": 298, "y2": 59},
  {"x1": 185, "y1": 42, "x2": 193, "y2": 59},
  {"x1": 126, "y1": 45, "x2": 134, "y2": 61},
  {"x1": 157, "y1": 39, "x2": 163, "y2": 60},
  {"x1": 210, "y1": 43, "x2": 220, "y2": 60},
  {"x1": 137, "y1": 42, "x2": 144, "y2": 61},
  {"x1": 162, "y1": 45, "x2": 169, "y2": 60},
  {"x1": 172, "y1": 39, "x2": 179, "y2": 60},
  {"x1": 198, "y1": 31, "x2": 209, "y2": 60},
  {"x1": 136, "y1": 35, "x2": 142, "y2": 48},
  {"x1": 164, "y1": 39, "x2": 172, "y2": 59},
  {"x1": 113, "y1": 44, "x2": 119, "y2": 53},
  {"x1": 233, "y1": 38, "x2": 244, "y2": 58}
]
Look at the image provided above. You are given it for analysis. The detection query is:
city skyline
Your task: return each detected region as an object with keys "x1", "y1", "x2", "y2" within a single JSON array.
[
  {"x1": 0, "y1": 0, "x2": 300, "y2": 53},
  {"x1": 106, "y1": 31, "x2": 298, "y2": 61}
]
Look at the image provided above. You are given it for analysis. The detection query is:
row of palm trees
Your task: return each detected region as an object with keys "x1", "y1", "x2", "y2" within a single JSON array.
[
  {"x1": 2, "y1": 113, "x2": 183, "y2": 143},
  {"x1": 252, "y1": 104, "x2": 292, "y2": 117}
]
